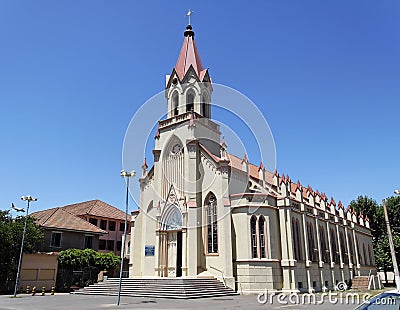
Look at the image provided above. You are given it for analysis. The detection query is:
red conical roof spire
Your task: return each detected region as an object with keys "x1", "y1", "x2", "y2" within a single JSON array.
[{"x1": 175, "y1": 25, "x2": 206, "y2": 80}]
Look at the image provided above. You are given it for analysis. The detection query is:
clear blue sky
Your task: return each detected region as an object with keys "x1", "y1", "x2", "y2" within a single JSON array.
[{"x1": 1, "y1": 1, "x2": 399, "y2": 214}]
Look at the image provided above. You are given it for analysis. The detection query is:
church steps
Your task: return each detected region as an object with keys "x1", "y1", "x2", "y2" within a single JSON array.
[{"x1": 73, "y1": 278, "x2": 238, "y2": 299}]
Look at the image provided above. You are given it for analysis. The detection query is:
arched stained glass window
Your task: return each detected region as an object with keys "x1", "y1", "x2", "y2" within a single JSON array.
[
  {"x1": 251, "y1": 216, "x2": 257, "y2": 258},
  {"x1": 259, "y1": 216, "x2": 266, "y2": 259},
  {"x1": 206, "y1": 193, "x2": 218, "y2": 253}
]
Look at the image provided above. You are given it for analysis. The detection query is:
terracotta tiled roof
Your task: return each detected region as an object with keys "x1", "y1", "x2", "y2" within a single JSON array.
[
  {"x1": 248, "y1": 163, "x2": 258, "y2": 177},
  {"x1": 200, "y1": 144, "x2": 354, "y2": 216},
  {"x1": 61, "y1": 199, "x2": 131, "y2": 221},
  {"x1": 264, "y1": 170, "x2": 274, "y2": 185},
  {"x1": 227, "y1": 153, "x2": 241, "y2": 170},
  {"x1": 199, "y1": 143, "x2": 221, "y2": 163},
  {"x1": 31, "y1": 207, "x2": 106, "y2": 234}
]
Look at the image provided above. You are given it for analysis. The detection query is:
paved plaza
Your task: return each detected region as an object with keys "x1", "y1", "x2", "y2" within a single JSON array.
[{"x1": 0, "y1": 293, "x2": 364, "y2": 310}]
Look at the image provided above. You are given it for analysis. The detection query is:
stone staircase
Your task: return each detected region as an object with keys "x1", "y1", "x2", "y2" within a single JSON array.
[
  {"x1": 73, "y1": 277, "x2": 239, "y2": 299},
  {"x1": 351, "y1": 276, "x2": 370, "y2": 290}
]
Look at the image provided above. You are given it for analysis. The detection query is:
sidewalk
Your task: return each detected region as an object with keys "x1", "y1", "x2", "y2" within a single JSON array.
[{"x1": 0, "y1": 292, "x2": 361, "y2": 310}]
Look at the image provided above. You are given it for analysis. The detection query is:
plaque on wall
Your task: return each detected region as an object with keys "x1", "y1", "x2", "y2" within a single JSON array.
[{"x1": 145, "y1": 245, "x2": 155, "y2": 256}]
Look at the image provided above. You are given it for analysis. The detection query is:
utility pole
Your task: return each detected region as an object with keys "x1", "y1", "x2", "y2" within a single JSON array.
[{"x1": 382, "y1": 198, "x2": 400, "y2": 291}]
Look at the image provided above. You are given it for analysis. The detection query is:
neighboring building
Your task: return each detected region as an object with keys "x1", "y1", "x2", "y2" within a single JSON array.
[
  {"x1": 32, "y1": 199, "x2": 131, "y2": 258},
  {"x1": 129, "y1": 23, "x2": 375, "y2": 294},
  {"x1": 31, "y1": 207, "x2": 106, "y2": 252},
  {"x1": 61, "y1": 199, "x2": 131, "y2": 258}
]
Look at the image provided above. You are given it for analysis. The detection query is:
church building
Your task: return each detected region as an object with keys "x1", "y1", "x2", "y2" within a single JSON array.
[{"x1": 129, "y1": 23, "x2": 375, "y2": 294}]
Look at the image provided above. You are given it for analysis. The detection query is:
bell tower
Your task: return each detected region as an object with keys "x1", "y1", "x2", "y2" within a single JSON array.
[{"x1": 165, "y1": 24, "x2": 212, "y2": 119}]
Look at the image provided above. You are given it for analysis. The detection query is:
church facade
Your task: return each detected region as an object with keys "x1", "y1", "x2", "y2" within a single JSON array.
[{"x1": 128, "y1": 24, "x2": 375, "y2": 293}]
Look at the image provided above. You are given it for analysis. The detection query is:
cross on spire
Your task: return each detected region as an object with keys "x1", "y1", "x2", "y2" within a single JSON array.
[{"x1": 186, "y1": 9, "x2": 194, "y2": 25}]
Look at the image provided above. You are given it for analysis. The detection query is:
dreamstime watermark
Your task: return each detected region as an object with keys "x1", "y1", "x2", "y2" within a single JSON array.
[{"x1": 257, "y1": 282, "x2": 373, "y2": 305}]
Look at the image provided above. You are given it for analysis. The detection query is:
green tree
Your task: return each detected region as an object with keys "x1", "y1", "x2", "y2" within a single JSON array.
[
  {"x1": 374, "y1": 234, "x2": 400, "y2": 284},
  {"x1": 57, "y1": 249, "x2": 120, "y2": 290},
  {"x1": 384, "y1": 195, "x2": 400, "y2": 235},
  {"x1": 0, "y1": 210, "x2": 43, "y2": 293},
  {"x1": 348, "y1": 195, "x2": 400, "y2": 281},
  {"x1": 94, "y1": 251, "x2": 121, "y2": 271},
  {"x1": 349, "y1": 195, "x2": 383, "y2": 240}
]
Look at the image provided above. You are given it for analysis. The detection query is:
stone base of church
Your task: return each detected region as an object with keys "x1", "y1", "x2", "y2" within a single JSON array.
[{"x1": 234, "y1": 260, "x2": 283, "y2": 293}]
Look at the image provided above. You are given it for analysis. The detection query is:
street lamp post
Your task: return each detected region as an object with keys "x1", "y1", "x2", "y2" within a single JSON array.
[
  {"x1": 382, "y1": 192, "x2": 400, "y2": 291},
  {"x1": 117, "y1": 170, "x2": 136, "y2": 305},
  {"x1": 13, "y1": 195, "x2": 37, "y2": 297}
]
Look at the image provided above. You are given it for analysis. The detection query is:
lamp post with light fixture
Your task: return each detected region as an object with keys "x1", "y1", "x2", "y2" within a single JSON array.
[
  {"x1": 13, "y1": 195, "x2": 38, "y2": 297},
  {"x1": 382, "y1": 190, "x2": 400, "y2": 291},
  {"x1": 117, "y1": 170, "x2": 136, "y2": 305}
]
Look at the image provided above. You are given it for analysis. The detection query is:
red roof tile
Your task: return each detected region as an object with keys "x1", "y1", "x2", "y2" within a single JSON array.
[
  {"x1": 199, "y1": 143, "x2": 221, "y2": 163},
  {"x1": 279, "y1": 174, "x2": 286, "y2": 186},
  {"x1": 201, "y1": 144, "x2": 346, "y2": 211},
  {"x1": 31, "y1": 208, "x2": 106, "y2": 234},
  {"x1": 61, "y1": 199, "x2": 131, "y2": 221}
]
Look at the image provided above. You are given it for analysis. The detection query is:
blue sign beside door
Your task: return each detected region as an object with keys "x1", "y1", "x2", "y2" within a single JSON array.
[{"x1": 145, "y1": 245, "x2": 155, "y2": 256}]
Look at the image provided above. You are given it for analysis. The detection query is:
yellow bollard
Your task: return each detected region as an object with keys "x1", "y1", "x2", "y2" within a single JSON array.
[
  {"x1": 32, "y1": 286, "x2": 36, "y2": 296},
  {"x1": 41, "y1": 286, "x2": 45, "y2": 296},
  {"x1": 51, "y1": 287, "x2": 55, "y2": 295},
  {"x1": 20, "y1": 286, "x2": 23, "y2": 294},
  {"x1": 26, "y1": 286, "x2": 30, "y2": 294}
]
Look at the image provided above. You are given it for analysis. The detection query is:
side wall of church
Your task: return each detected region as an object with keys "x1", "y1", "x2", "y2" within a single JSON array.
[
  {"x1": 232, "y1": 206, "x2": 283, "y2": 292},
  {"x1": 130, "y1": 178, "x2": 159, "y2": 277},
  {"x1": 196, "y1": 150, "x2": 235, "y2": 288}
]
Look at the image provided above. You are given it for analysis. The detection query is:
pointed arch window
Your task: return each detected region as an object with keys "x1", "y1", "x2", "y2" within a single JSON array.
[
  {"x1": 362, "y1": 243, "x2": 367, "y2": 266},
  {"x1": 330, "y1": 228, "x2": 339, "y2": 263},
  {"x1": 348, "y1": 233, "x2": 354, "y2": 263},
  {"x1": 201, "y1": 92, "x2": 210, "y2": 118},
  {"x1": 161, "y1": 204, "x2": 182, "y2": 230},
  {"x1": 206, "y1": 193, "x2": 218, "y2": 254},
  {"x1": 172, "y1": 91, "x2": 179, "y2": 116},
  {"x1": 307, "y1": 223, "x2": 317, "y2": 262},
  {"x1": 186, "y1": 91, "x2": 194, "y2": 112},
  {"x1": 292, "y1": 219, "x2": 302, "y2": 261},
  {"x1": 250, "y1": 215, "x2": 270, "y2": 259},
  {"x1": 259, "y1": 216, "x2": 266, "y2": 258},
  {"x1": 201, "y1": 94, "x2": 206, "y2": 117},
  {"x1": 368, "y1": 244, "x2": 373, "y2": 266},
  {"x1": 251, "y1": 216, "x2": 257, "y2": 258},
  {"x1": 319, "y1": 225, "x2": 329, "y2": 263},
  {"x1": 356, "y1": 236, "x2": 362, "y2": 265},
  {"x1": 339, "y1": 231, "x2": 348, "y2": 264}
]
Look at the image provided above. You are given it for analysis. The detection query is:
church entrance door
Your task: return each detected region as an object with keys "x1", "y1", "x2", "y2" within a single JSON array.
[
  {"x1": 166, "y1": 230, "x2": 182, "y2": 277},
  {"x1": 160, "y1": 202, "x2": 183, "y2": 278},
  {"x1": 176, "y1": 231, "x2": 182, "y2": 277}
]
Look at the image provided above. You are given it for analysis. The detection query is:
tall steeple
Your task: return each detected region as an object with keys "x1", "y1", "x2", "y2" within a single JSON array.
[
  {"x1": 165, "y1": 23, "x2": 212, "y2": 119},
  {"x1": 174, "y1": 25, "x2": 207, "y2": 81}
]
